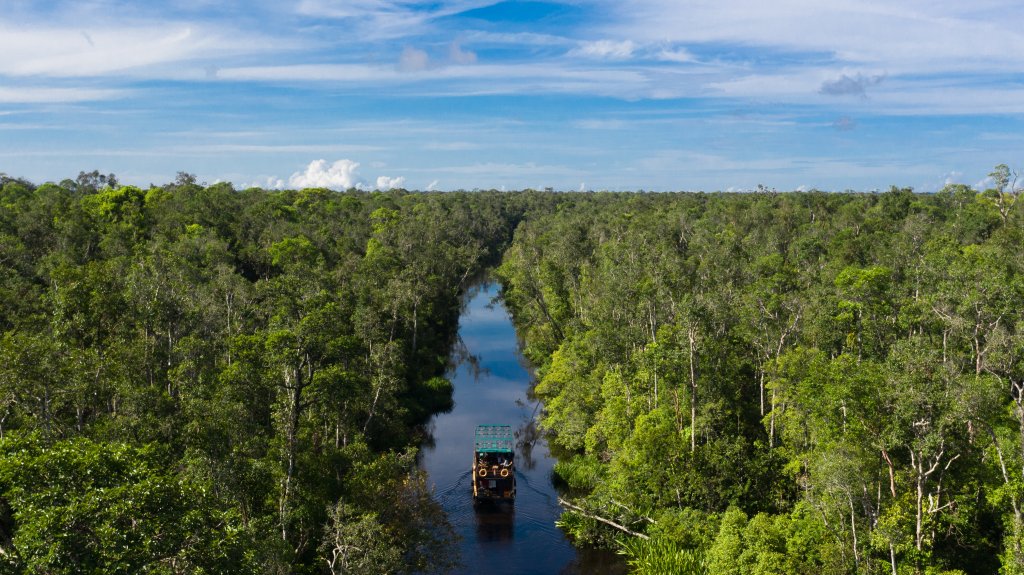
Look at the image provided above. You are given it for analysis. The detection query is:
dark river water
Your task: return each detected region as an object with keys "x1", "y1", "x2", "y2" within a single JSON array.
[{"x1": 419, "y1": 282, "x2": 627, "y2": 575}]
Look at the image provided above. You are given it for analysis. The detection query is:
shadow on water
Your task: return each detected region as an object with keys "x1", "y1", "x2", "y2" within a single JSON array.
[
  {"x1": 474, "y1": 501, "x2": 515, "y2": 543},
  {"x1": 418, "y1": 282, "x2": 626, "y2": 575}
]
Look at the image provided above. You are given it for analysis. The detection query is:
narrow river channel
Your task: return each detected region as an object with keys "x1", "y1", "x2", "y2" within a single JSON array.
[{"x1": 419, "y1": 282, "x2": 626, "y2": 575}]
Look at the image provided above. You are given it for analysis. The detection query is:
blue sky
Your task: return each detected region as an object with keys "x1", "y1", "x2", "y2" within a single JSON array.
[{"x1": 2, "y1": 0, "x2": 1023, "y2": 192}]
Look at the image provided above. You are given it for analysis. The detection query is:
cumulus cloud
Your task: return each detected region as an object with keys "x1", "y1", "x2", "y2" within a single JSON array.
[
  {"x1": 571, "y1": 39, "x2": 635, "y2": 60},
  {"x1": 289, "y1": 159, "x2": 361, "y2": 189},
  {"x1": 918, "y1": 171, "x2": 967, "y2": 193},
  {"x1": 256, "y1": 176, "x2": 286, "y2": 190},
  {"x1": 399, "y1": 46, "x2": 430, "y2": 72},
  {"x1": 375, "y1": 175, "x2": 406, "y2": 190},
  {"x1": 819, "y1": 72, "x2": 886, "y2": 97},
  {"x1": 282, "y1": 159, "x2": 408, "y2": 191},
  {"x1": 449, "y1": 41, "x2": 477, "y2": 65}
]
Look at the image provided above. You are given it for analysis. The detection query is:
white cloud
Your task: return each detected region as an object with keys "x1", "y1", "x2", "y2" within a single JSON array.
[
  {"x1": 571, "y1": 39, "x2": 635, "y2": 60},
  {"x1": 296, "y1": 0, "x2": 494, "y2": 40},
  {"x1": 656, "y1": 48, "x2": 695, "y2": 63},
  {"x1": 216, "y1": 61, "x2": 651, "y2": 99},
  {"x1": 181, "y1": 143, "x2": 385, "y2": 154},
  {"x1": 427, "y1": 179, "x2": 440, "y2": 191},
  {"x1": 449, "y1": 41, "x2": 477, "y2": 65},
  {"x1": 0, "y1": 23, "x2": 272, "y2": 78},
  {"x1": 0, "y1": 86, "x2": 127, "y2": 103},
  {"x1": 461, "y1": 30, "x2": 572, "y2": 47},
  {"x1": 601, "y1": 0, "x2": 1024, "y2": 75},
  {"x1": 5, "y1": 1, "x2": 1024, "y2": 118},
  {"x1": 280, "y1": 159, "x2": 406, "y2": 191},
  {"x1": 289, "y1": 159, "x2": 361, "y2": 190},
  {"x1": 241, "y1": 176, "x2": 285, "y2": 190},
  {"x1": 574, "y1": 118, "x2": 627, "y2": 130},
  {"x1": 219, "y1": 64, "x2": 401, "y2": 82},
  {"x1": 399, "y1": 46, "x2": 430, "y2": 72},
  {"x1": 375, "y1": 175, "x2": 406, "y2": 190},
  {"x1": 296, "y1": 0, "x2": 431, "y2": 40},
  {"x1": 915, "y1": 170, "x2": 968, "y2": 193}
]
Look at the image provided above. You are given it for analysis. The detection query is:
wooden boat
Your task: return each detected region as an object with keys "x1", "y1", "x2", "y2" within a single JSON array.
[{"x1": 473, "y1": 424, "x2": 516, "y2": 501}]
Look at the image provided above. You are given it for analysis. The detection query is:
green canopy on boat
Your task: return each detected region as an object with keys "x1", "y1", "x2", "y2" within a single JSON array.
[{"x1": 475, "y1": 424, "x2": 514, "y2": 453}]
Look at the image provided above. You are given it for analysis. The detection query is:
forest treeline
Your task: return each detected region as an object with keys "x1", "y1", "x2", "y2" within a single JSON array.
[
  {"x1": 2, "y1": 167, "x2": 1022, "y2": 575},
  {"x1": 496, "y1": 174, "x2": 1024, "y2": 574},
  {"x1": 0, "y1": 171, "x2": 573, "y2": 573}
]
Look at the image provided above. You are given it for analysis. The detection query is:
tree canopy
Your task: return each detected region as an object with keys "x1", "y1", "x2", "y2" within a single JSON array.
[
  {"x1": 497, "y1": 180, "x2": 1024, "y2": 574},
  {"x1": 2, "y1": 170, "x2": 1023, "y2": 574}
]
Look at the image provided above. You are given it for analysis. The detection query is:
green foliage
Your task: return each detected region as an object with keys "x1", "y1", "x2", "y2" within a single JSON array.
[
  {"x1": 0, "y1": 434, "x2": 257, "y2": 574},
  {"x1": 495, "y1": 179, "x2": 1024, "y2": 574},
  {"x1": 0, "y1": 178, "x2": 518, "y2": 572},
  {"x1": 4, "y1": 170, "x2": 1024, "y2": 573},
  {"x1": 706, "y1": 507, "x2": 747, "y2": 575},
  {"x1": 406, "y1": 376, "x2": 455, "y2": 420},
  {"x1": 553, "y1": 455, "x2": 605, "y2": 490},
  {"x1": 618, "y1": 535, "x2": 707, "y2": 575},
  {"x1": 267, "y1": 235, "x2": 320, "y2": 269}
]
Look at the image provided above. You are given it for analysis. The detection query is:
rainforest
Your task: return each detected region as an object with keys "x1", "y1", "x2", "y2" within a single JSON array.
[{"x1": 1, "y1": 171, "x2": 1023, "y2": 575}]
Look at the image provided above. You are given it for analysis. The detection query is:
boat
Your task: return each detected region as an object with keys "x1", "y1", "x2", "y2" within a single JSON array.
[{"x1": 473, "y1": 424, "x2": 516, "y2": 501}]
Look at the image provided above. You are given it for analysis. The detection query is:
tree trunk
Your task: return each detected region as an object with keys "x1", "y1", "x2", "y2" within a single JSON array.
[
  {"x1": 411, "y1": 298, "x2": 418, "y2": 357},
  {"x1": 881, "y1": 448, "x2": 897, "y2": 497},
  {"x1": 688, "y1": 326, "x2": 697, "y2": 453},
  {"x1": 364, "y1": 379, "x2": 384, "y2": 434},
  {"x1": 915, "y1": 457, "x2": 924, "y2": 551},
  {"x1": 558, "y1": 497, "x2": 650, "y2": 539},
  {"x1": 759, "y1": 368, "x2": 765, "y2": 417},
  {"x1": 848, "y1": 493, "x2": 860, "y2": 571},
  {"x1": 281, "y1": 356, "x2": 308, "y2": 543}
]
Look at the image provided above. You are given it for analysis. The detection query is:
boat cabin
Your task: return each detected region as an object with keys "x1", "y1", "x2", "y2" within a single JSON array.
[{"x1": 473, "y1": 424, "x2": 516, "y2": 501}]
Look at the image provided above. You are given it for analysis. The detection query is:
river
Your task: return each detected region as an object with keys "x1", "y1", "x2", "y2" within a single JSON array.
[{"x1": 419, "y1": 282, "x2": 627, "y2": 575}]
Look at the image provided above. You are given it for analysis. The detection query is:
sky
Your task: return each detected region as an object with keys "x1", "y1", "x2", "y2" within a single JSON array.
[{"x1": 1, "y1": 0, "x2": 1023, "y2": 192}]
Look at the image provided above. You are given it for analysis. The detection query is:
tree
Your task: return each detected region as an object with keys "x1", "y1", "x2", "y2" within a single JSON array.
[
  {"x1": 0, "y1": 434, "x2": 257, "y2": 574},
  {"x1": 74, "y1": 170, "x2": 118, "y2": 193},
  {"x1": 987, "y1": 164, "x2": 1018, "y2": 223}
]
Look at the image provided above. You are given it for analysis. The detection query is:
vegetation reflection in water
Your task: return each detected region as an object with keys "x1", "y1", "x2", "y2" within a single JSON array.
[{"x1": 419, "y1": 282, "x2": 625, "y2": 575}]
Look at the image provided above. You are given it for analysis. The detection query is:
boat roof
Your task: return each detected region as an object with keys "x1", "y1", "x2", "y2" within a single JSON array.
[{"x1": 475, "y1": 424, "x2": 514, "y2": 453}]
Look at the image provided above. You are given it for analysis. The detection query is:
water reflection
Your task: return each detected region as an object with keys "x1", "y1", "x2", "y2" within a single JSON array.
[
  {"x1": 475, "y1": 501, "x2": 515, "y2": 543},
  {"x1": 418, "y1": 282, "x2": 626, "y2": 575},
  {"x1": 449, "y1": 333, "x2": 487, "y2": 381},
  {"x1": 514, "y1": 416, "x2": 541, "y2": 471}
]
